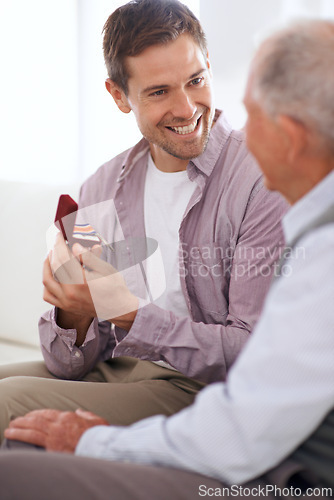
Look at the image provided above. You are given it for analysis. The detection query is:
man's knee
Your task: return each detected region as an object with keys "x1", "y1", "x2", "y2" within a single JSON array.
[
  {"x1": 0, "y1": 360, "x2": 50, "y2": 380},
  {"x1": 0, "y1": 376, "x2": 43, "y2": 442},
  {"x1": 0, "y1": 375, "x2": 32, "y2": 401}
]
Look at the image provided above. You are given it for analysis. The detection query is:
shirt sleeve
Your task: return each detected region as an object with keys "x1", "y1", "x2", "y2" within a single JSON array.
[
  {"x1": 39, "y1": 309, "x2": 115, "y2": 379},
  {"x1": 76, "y1": 228, "x2": 334, "y2": 484},
  {"x1": 112, "y1": 186, "x2": 287, "y2": 383}
]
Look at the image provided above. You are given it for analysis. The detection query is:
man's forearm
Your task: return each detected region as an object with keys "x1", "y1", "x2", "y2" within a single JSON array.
[
  {"x1": 56, "y1": 309, "x2": 94, "y2": 346},
  {"x1": 112, "y1": 302, "x2": 250, "y2": 383},
  {"x1": 111, "y1": 302, "x2": 138, "y2": 332}
]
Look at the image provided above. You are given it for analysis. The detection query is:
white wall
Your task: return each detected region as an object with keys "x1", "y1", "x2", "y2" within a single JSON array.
[
  {"x1": 0, "y1": 0, "x2": 199, "y2": 185},
  {"x1": 1, "y1": 0, "x2": 333, "y2": 184},
  {"x1": 201, "y1": 0, "x2": 334, "y2": 129},
  {"x1": 0, "y1": 0, "x2": 79, "y2": 184}
]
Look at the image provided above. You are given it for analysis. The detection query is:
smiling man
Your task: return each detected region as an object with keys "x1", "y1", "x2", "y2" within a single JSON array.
[
  {"x1": 0, "y1": 0, "x2": 286, "y2": 439},
  {"x1": 106, "y1": 33, "x2": 214, "y2": 166}
]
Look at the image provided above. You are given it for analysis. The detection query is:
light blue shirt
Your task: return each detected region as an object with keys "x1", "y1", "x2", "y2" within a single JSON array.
[{"x1": 76, "y1": 171, "x2": 334, "y2": 485}]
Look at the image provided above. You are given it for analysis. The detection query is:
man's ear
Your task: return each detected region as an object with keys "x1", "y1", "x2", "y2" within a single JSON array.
[
  {"x1": 277, "y1": 114, "x2": 308, "y2": 164},
  {"x1": 105, "y1": 79, "x2": 131, "y2": 114}
]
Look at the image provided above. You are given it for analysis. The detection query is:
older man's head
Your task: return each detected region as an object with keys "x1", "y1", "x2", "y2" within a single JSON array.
[{"x1": 243, "y1": 20, "x2": 334, "y2": 204}]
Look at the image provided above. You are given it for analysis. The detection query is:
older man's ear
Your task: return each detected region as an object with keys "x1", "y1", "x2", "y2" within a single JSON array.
[{"x1": 276, "y1": 114, "x2": 309, "y2": 165}]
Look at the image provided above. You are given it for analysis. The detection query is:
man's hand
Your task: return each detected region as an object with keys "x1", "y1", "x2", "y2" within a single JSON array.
[
  {"x1": 4, "y1": 409, "x2": 109, "y2": 453},
  {"x1": 43, "y1": 233, "x2": 139, "y2": 332},
  {"x1": 43, "y1": 233, "x2": 98, "y2": 317}
]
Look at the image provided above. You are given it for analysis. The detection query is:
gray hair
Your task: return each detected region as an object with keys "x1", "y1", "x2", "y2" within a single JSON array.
[{"x1": 251, "y1": 19, "x2": 334, "y2": 153}]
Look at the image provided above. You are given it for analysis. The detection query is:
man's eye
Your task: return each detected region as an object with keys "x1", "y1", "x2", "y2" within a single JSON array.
[
  {"x1": 191, "y1": 77, "x2": 204, "y2": 86},
  {"x1": 151, "y1": 89, "x2": 166, "y2": 96}
]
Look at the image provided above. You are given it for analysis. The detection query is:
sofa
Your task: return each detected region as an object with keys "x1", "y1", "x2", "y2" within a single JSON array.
[{"x1": 0, "y1": 179, "x2": 79, "y2": 365}]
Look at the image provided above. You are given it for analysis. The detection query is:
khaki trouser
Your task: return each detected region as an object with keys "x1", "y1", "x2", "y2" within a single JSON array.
[{"x1": 0, "y1": 357, "x2": 205, "y2": 442}]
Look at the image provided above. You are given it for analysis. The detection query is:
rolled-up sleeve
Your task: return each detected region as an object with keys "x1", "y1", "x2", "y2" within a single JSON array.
[{"x1": 39, "y1": 309, "x2": 115, "y2": 379}]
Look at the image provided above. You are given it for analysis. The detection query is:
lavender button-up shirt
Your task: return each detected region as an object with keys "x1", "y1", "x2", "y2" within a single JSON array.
[{"x1": 39, "y1": 110, "x2": 287, "y2": 383}]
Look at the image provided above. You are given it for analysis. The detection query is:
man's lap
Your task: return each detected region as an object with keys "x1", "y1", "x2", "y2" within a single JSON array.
[
  {"x1": 0, "y1": 357, "x2": 204, "y2": 442},
  {"x1": 0, "y1": 449, "x2": 251, "y2": 500},
  {"x1": 2, "y1": 439, "x2": 326, "y2": 500},
  {"x1": 2, "y1": 447, "x2": 318, "y2": 500}
]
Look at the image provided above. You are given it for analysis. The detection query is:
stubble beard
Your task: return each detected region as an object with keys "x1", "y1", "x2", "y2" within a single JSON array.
[{"x1": 145, "y1": 107, "x2": 214, "y2": 161}]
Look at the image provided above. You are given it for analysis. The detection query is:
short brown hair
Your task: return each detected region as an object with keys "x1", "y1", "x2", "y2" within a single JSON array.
[{"x1": 102, "y1": 0, "x2": 208, "y2": 95}]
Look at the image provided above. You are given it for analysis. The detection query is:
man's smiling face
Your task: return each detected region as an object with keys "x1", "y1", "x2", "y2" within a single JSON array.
[{"x1": 120, "y1": 34, "x2": 215, "y2": 170}]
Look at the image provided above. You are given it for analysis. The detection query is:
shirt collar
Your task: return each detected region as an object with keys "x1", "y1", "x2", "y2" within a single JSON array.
[
  {"x1": 283, "y1": 169, "x2": 334, "y2": 244},
  {"x1": 191, "y1": 109, "x2": 233, "y2": 177},
  {"x1": 117, "y1": 138, "x2": 150, "y2": 182}
]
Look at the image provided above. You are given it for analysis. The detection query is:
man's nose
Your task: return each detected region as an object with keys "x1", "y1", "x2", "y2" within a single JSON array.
[{"x1": 170, "y1": 90, "x2": 196, "y2": 120}]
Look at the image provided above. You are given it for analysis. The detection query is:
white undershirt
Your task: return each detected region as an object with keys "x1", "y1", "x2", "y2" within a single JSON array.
[{"x1": 144, "y1": 154, "x2": 196, "y2": 318}]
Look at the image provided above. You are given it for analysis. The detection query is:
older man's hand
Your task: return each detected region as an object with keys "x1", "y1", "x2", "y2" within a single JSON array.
[{"x1": 4, "y1": 408, "x2": 109, "y2": 453}]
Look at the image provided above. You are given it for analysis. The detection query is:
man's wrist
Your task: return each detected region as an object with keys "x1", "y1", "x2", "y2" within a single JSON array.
[
  {"x1": 56, "y1": 309, "x2": 94, "y2": 346},
  {"x1": 75, "y1": 425, "x2": 119, "y2": 458},
  {"x1": 111, "y1": 296, "x2": 139, "y2": 331}
]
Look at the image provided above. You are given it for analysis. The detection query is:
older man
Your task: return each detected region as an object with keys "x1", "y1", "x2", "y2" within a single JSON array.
[{"x1": 1, "y1": 18, "x2": 333, "y2": 500}]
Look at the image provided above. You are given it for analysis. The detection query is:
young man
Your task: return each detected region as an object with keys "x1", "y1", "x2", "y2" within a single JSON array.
[
  {"x1": 1, "y1": 16, "x2": 334, "y2": 500},
  {"x1": 0, "y1": 0, "x2": 286, "y2": 439}
]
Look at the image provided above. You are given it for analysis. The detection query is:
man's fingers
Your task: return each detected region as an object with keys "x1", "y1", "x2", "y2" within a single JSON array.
[
  {"x1": 5, "y1": 412, "x2": 49, "y2": 447},
  {"x1": 52, "y1": 253, "x2": 85, "y2": 285},
  {"x1": 91, "y1": 244, "x2": 103, "y2": 257},
  {"x1": 42, "y1": 258, "x2": 67, "y2": 307},
  {"x1": 43, "y1": 257, "x2": 62, "y2": 293},
  {"x1": 49, "y1": 234, "x2": 86, "y2": 285},
  {"x1": 4, "y1": 428, "x2": 46, "y2": 448},
  {"x1": 75, "y1": 409, "x2": 97, "y2": 420},
  {"x1": 72, "y1": 243, "x2": 102, "y2": 259},
  {"x1": 7, "y1": 410, "x2": 60, "y2": 433},
  {"x1": 75, "y1": 409, "x2": 108, "y2": 424},
  {"x1": 52, "y1": 233, "x2": 72, "y2": 267},
  {"x1": 23, "y1": 409, "x2": 61, "y2": 421},
  {"x1": 79, "y1": 248, "x2": 118, "y2": 277},
  {"x1": 8, "y1": 415, "x2": 47, "y2": 431}
]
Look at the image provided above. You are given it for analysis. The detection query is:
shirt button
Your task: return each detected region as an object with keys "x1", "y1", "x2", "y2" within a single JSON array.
[{"x1": 74, "y1": 351, "x2": 81, "y2": 358}]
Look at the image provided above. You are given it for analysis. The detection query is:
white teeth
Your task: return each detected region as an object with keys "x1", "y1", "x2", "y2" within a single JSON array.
[{"x1": 170, "y1": 120, "x2": 198, "y2": 135}]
